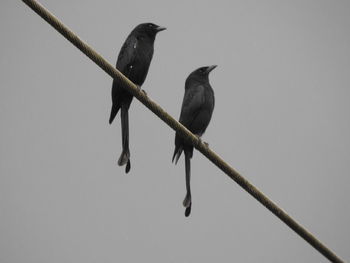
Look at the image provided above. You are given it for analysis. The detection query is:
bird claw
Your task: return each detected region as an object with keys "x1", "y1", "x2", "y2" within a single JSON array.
[
  {"x1": 195, "y1": 135, "x2": 209, "y2": 148},
  {"x1": 141, "y1": 89, "x2": 147, "y2": 96},
  {"x1": 135, "y1": 85, "x2": 147, "y2": 96}
]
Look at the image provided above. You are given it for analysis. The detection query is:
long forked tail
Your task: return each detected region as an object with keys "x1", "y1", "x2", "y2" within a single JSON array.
[
  {"x1": 118, "y1": 104, "x2": 131, "y2": 173},
  {"x1": 183, "y1": 149, "x2": 192, "y2": 217}
]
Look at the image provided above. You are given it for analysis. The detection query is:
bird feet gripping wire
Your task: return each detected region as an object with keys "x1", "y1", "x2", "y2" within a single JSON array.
[
  {"x1": 195, "y1": 134, "x2": 209, "y2": 148},
  {"x1": 136, "y1": 84, "x2": 148, "y2": 96}
]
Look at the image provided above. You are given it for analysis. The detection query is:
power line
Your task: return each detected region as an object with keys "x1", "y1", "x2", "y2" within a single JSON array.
[{"x1": 21, "y1": 0, "x2": 345, "y2": 262}]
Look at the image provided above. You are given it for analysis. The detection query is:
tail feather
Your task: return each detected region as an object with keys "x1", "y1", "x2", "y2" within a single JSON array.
[
  {"x1": 118, "y1": 149, "x2": 130, "y2": 166},
  {"x1": 183, "y1": 192, "x2": 191, "y2": 208},
  {"x1": 118, "y1": 149, "x2": 131, "y2": 173},
  {"x1": 118, "y1": 104, "x2": 131, "y2": 173},
  {"x1": 109, "y1": 103, "x2": 120, "y2": 124},
  {"x1": 183, "y1": 150, "x2": 192, "y2": 216},
  {"x1": 172, "y1": 145, "x2": 183, "y2": 164},
  {"x1": 185, "y1": 204, "x2": 192, "y2": 217}
]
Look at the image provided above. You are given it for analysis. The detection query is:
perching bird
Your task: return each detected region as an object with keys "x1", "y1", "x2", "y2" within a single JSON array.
[
  {"x1": 172, "y1": 65, "x2": 216, "y2": 217},
  {"x1": 109, "y1": 23, "x2": 166, "y2": 173}
]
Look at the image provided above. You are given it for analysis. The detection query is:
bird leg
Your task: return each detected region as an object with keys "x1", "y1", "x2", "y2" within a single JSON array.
[
  {"x1": 136, "y1": 84, "x2": 148, "y2": 96},
  {"x1": 195, "y1": 134, "x2": 209, "y2": 147}
]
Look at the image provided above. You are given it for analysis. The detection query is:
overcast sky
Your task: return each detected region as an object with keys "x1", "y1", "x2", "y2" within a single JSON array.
[{"x1": 1, "y1": 0, "x2": 350, "y2": 262}]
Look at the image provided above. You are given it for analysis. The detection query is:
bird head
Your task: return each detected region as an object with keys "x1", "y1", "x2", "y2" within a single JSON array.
[
  {"x1": 187, "y1": 65, "x2": 217, "y2": 83},
  {"x1": 133, "y1": 23, "x2": 166, "y2": 38}
]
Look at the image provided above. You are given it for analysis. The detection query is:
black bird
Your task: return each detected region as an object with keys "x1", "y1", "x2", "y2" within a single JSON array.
[
  {"x1": 109, "y1": 23, "x2": 166, "y2": 173},
  {"x1": 172, "y1": 65, "x2": 216, "y2": 217}
]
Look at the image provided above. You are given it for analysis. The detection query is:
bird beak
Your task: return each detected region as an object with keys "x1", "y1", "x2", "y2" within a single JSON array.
[
  {"x1": 206, "y1": 65, "x2": 217, "y2": 73},
  {"x1": 156, "y1": 26, "x2": 166, "y2": 32}
]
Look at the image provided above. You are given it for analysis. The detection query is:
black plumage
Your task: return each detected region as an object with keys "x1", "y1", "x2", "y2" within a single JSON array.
[
  {"x1": 109, "y1": 23, "x2": 165, "y2": 173},
  {"x1": 172, "y1": 65, "x2": 216, "y2": 217}
]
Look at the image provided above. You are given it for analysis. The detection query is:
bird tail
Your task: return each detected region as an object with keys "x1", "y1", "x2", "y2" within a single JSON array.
[
  {"x1": 117, "y1": 104, "x2": 131, "y2": 173},
  {"x1": 109, "y1": 103, "x2": 120, "y2": 124},
  {"x1": 183, "y1": 149, "x2": 192, "y2": 217},
  {"x1": 172, "y1": 144, "x2": 183, "y2": 164}
]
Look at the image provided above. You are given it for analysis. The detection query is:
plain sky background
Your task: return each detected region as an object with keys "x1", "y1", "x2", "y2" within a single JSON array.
[{"x1": 1, "y1": 0, "x2": 349, "y2": 262}]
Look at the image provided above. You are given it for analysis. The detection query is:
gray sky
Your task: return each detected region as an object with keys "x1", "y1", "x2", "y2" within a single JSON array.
[{"x1": 1, "y1": 0, "x2": 350, "y2": 262}]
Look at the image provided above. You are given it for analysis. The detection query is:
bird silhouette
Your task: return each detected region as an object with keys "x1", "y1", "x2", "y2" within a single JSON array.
[
  {"x1": 109, "y1": 23, "x2": 166, "y2": 173},
  {"x1": 172, "y1": 65, "x2": 216, "y2": 216}
]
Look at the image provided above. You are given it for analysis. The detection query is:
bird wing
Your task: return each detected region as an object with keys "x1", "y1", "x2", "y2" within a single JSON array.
[
  {"x1": 179, "y1": 84, "x2": 205, "y2": 129},
  {"x1": 116, "y1": 34, "x2": 138, "y2": 74},
  {"x1": 173, "y1": 85, "x2": 204, "y2": 164}
]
